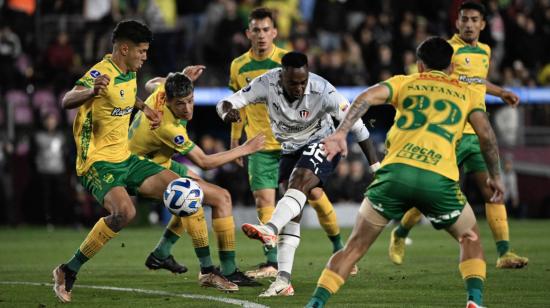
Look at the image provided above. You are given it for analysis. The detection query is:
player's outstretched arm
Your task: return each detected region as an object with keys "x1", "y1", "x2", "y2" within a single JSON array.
[
  {"x1": 145, "y1": 65, "x2": 206, "y2": 94},
  {"x1": 469, "y1": 110, "x2": 505, "y2": 203},
  {"x1": 186, "y1": 134, "x2": 265, "y2": 170},
  {"x1": 61, "y1": 74, "x2": 110, "y2": 109},
  {"x1": 486, "y1": 80, "x2": 519, "y2": 107}
]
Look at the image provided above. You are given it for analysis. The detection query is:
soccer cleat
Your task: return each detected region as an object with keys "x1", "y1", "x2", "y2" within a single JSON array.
[
  {"x1": 224, "y1": 269, "x2": 262, "y2": 286},
  {"x1": 466, "y1": 300, "x2": 486, "y2": 308},
  {"x1": 305, "y1": 297, "x2": 325, "y2": 308},
  {"x1": 350, "y1": 264, "x2": 359, "y2": 276},
  {"x1": 145, "y1": 253, "x2": 188, "y2": 274},
  {"x1": 496, "y1": 251, "x2": 529, "y2": 269},
  {"x1": 198, "y1": 267, "x2": 239, "y2": 292},
  {"x1": 52, "y1": 264, "x2": 76, "y2": 303},
  {"x1": 241, "y1": 223, "x2": 277, "y2": 249},
  {"x1": 259, "y1": 276, "x2": 294, "y2": 297},
  {"x1": 389, "y1": 227, "x2": 406, "y2": 265},
  {"x1": 245, "y1": 263, "x2": 278, "y2": 279}
]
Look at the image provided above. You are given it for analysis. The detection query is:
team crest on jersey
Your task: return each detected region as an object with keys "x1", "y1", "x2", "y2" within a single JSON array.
[
  {"x1": 245, "y1": 77, "x2": 252, "y2": 84},
  {"x1": 120, "y1": 89, "x2": 125, "y2": 97},
  {"x1": 90, "y1": 70, "x2": 101, "y2": 78},
  {"x1": 174, "y1": 135, "x2": 185, "y2": 145},
  {"x1": 299, "y1": 109, "x2": 310, "y2": 119},
  {"x1": 465, "y1": 57, "x2": 471, "y2": 65}
]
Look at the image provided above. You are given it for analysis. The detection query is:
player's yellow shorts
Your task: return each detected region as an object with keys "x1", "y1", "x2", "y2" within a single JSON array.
[
  {"x1": 169, "y1": 159, "x2": 189, "y2": 178},
  {"x1": 80, "y1": 154, "x2": 165, "y2": 205},
  {"x1": 366, "y1": 163, "x2": 467, "y2": 229},
  {"x1": 248, "y1": 150, "x2": 280, "y2": 191},
  {"x1": 456, "y1": 133, "x2": 488, "y2": 174}
]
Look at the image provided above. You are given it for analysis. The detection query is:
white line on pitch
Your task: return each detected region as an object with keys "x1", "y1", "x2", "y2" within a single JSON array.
[{"x1": 0, "y1": 281, "x2": 269, "y2": 308}]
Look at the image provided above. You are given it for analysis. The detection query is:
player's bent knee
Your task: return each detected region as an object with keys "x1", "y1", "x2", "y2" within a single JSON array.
[
  {"x1": 359, "y1": 198, "x2": 389, "y2": 227},
  {"x1": 447, "y1": 203, "x2": 477, "y2": 241},
  {"x1": 308, "y1": 187, "x2": 323, "y2": 200}
]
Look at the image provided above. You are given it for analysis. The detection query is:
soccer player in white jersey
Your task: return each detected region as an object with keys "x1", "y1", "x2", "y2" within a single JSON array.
[{"x1": 217, "y1": 52, "x2": 379, "y2": 297}]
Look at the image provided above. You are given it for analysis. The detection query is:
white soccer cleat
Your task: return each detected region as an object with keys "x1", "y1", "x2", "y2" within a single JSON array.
[
  {"x1": 258, "y1": 276, "x2": 294, "y2": 297},
  {"x1": 466, "y1": 300, "x2": 486, "y2": 308},
  {"x1": 241, "y1": 223, "x2": 277, "y2": 249}
]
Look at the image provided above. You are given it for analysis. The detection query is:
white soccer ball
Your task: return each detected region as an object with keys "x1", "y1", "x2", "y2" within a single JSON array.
[{"x1": 163, "y1": 178, "x2": 203, "y2": 217}]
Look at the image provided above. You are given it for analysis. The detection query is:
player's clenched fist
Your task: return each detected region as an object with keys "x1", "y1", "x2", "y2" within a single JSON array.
[
  {"x1": 224, "y1": 109, "x2": 241, "y2": 123},
  {"x1": 93, "y1": 74, "x2": 110, "y2": 95}
]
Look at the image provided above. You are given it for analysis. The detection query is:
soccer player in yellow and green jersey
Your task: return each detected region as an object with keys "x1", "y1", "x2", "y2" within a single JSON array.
[
  {"x1": 129, "y1": 72, "x2": 264, "y2": 290},
  {"x1": 307, "y1": 36, "x2": 505, "y2": 308},
  {"x1": 229, "y1": 7, "x2": 355, "y2": 278},
  {"x1": 390, "y1": 1, "x2": 527, "y2": 269},
  {"x1": 52, "y1": 20, "x2": 185, "y2": 303}
]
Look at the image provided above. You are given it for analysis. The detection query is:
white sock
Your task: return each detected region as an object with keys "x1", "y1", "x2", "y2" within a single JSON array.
[
  {"x1": 277, "y1": 221, "x2": 300, "y2": 277},
  {"x1": 268, "y1": 189, "x2": 307, "y2": 233}
]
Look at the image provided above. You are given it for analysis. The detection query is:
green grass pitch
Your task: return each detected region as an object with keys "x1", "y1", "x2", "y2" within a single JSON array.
[{"x1": 1, "y1": 220, "x2": 549, "y2": 307}]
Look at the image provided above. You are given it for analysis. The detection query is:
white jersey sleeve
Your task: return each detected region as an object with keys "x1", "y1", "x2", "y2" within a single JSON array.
[
  {"x1": 325, "y1": 85, "x2": 370, "y2": 142},
  {"x1": 218, "y1": 74, "x2": 269, "y2": 112}
]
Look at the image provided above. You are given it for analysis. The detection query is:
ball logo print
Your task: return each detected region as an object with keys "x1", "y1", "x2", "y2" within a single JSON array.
[{"x1": 163, "y1": 178, "x2": 203, "y2": 216}]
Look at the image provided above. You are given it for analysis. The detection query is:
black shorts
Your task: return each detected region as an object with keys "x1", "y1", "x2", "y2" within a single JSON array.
[{"x1": 278, "y1": 142, "x2": 341, "y2": 186}]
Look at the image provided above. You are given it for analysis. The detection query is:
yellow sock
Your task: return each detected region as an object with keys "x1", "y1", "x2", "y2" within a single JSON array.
[
  {"x1": 485, "y1": 203, "x2": 509, "y2": 242},
  {"x1": 309, "y1": 193, "x2": 340, "y2": 236},
  {"x1": 184, "y1": 207, "x2": 209, "y2": 248},
  {"x1": 317, "y1": 268, "x2": 345, "y2": 294},
  {"x1": 167, "y1": 215, "x2": 185, "y2": 237},
  {"x1": 257, "y1": 206, "x2": 275, "y2": 224},
  {"x1": 459, "y1": 258, "x2": 486, "y2": 281},
  {"x1": 79, "y1": 218, "x2": 117, "y2": 259},
  {"x1": 401, "y1": 207, "x2": 422, "y2": 229},
  {"x1": 212, "y1": 216, "x2": 236, "y2": 251}
]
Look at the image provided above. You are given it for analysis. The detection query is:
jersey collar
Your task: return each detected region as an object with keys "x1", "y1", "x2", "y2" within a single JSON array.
[
  {"x1": 452, "y1": 33, "x2": 478, "y2": 48},
  {"x1": 249, "y1": 44, "x2": 277, "y2": 61}
]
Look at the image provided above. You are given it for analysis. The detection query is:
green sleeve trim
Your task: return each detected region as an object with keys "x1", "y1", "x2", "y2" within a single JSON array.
[
  {"x1": 178, "y1": 143, "x2": 196, "y2": 156},
  {"x1": 380, "y1": 82, "x2": 393, "y2": 104},
  {"x1": 467, "y1": 108, "x2": 486, "y2": 119},
  {"x1": 75, "y1": 80, "x2": 92, "y2": 88}
]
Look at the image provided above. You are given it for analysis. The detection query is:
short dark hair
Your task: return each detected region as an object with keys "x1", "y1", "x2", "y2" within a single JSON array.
[
  {"x1": 282, "y1": 52, "x2": 308, "y2": 69},
  {"x1": 165, "y1": 72, "x2": 193, "y2": 100},
  {"x1": 112, "y1": 20, "x2": 152, "y2": 44},
  {"x1": 416, "y1": 37, "x2": 454, "y2": 71},
  {"x1": 249, "y1": 7, "x2": 275, "y2": 26},
  {"x1": 459, "y1": 1, "x2": 486, "y2": 19}
]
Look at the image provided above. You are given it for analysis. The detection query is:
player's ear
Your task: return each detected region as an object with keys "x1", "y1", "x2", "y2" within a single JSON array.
[
  {"x1": 448, "y1": 62, "x2": 454, "y2": 75},
  {"x1": 272, "y1": 27, "x2": 278, "y2": 39},
  {"x1": 120, "y1": 42, "x2": 129, "y2": 56},
  {"x1": 480, "y1": 19, "x2": 486, "y2": 31},
  {"x1": 245, "y1": 28, "x2": 252, "y2": 40},
  {"x1": 417, "y1": 60, "x2": 424, "y2": 73},
  {"x1": 455, "y1": 19, "x2": 460, "y2": 32}
]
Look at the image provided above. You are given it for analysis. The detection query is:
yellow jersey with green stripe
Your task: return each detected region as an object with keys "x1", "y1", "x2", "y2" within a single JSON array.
[
  {"x1": 229, "y1": 45, "x2": 288, "y2": 151},
  {"x1": 128, "y1": 85, "x2": 195, "y2": 168},
  {"x1": 73, "y1": 54, "x2": 137, "y2": 176},
  {"x1": 381, "y1": 71, "x2": 485, "y2": 181},
  {"x1": 448, "y1": 34, "x2": 491, "y2": 135}
]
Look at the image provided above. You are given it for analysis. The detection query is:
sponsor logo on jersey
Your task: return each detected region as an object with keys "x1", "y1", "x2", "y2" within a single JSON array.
[
  {"x1": 173, "y1": 135, "x2": 185, "y2": 145},
  {"x1": 111, "y1": 106, "x2": 133, "y2": 116},
  {"x1": 339, "y1": 102, "x2": 349, "y2": 112},
  {"x1": 90, "y1": 70, "x2": 101, "y2": 78},
  {"x1": 458, "y1": 75, "x2": 484, "y2": 85},
  {"x1": 299, "y1": 109, "x2": 310, "y2": 119}
]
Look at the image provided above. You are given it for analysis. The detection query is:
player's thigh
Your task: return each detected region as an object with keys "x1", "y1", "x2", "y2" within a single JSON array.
[
  {"x1": 248, "y1": 150, "x2": 280, "y2": 192},
  {"x1": 103, "y1": 186, "x2": 135, "y2": 217},
  {"x1": 198, "y1": 179, "x2": 231, "y2": 209},
  {"x1": 133, "y1": 155, "x2": 179, "y2": 200},
  {"x1": 347, "y1": 198, "x2": 389, "y2": 252}
]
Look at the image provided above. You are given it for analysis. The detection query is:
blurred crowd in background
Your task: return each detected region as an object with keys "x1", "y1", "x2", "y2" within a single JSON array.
[{"x1": 1, "y1": 0, "x2": 549, "y2": 227}]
